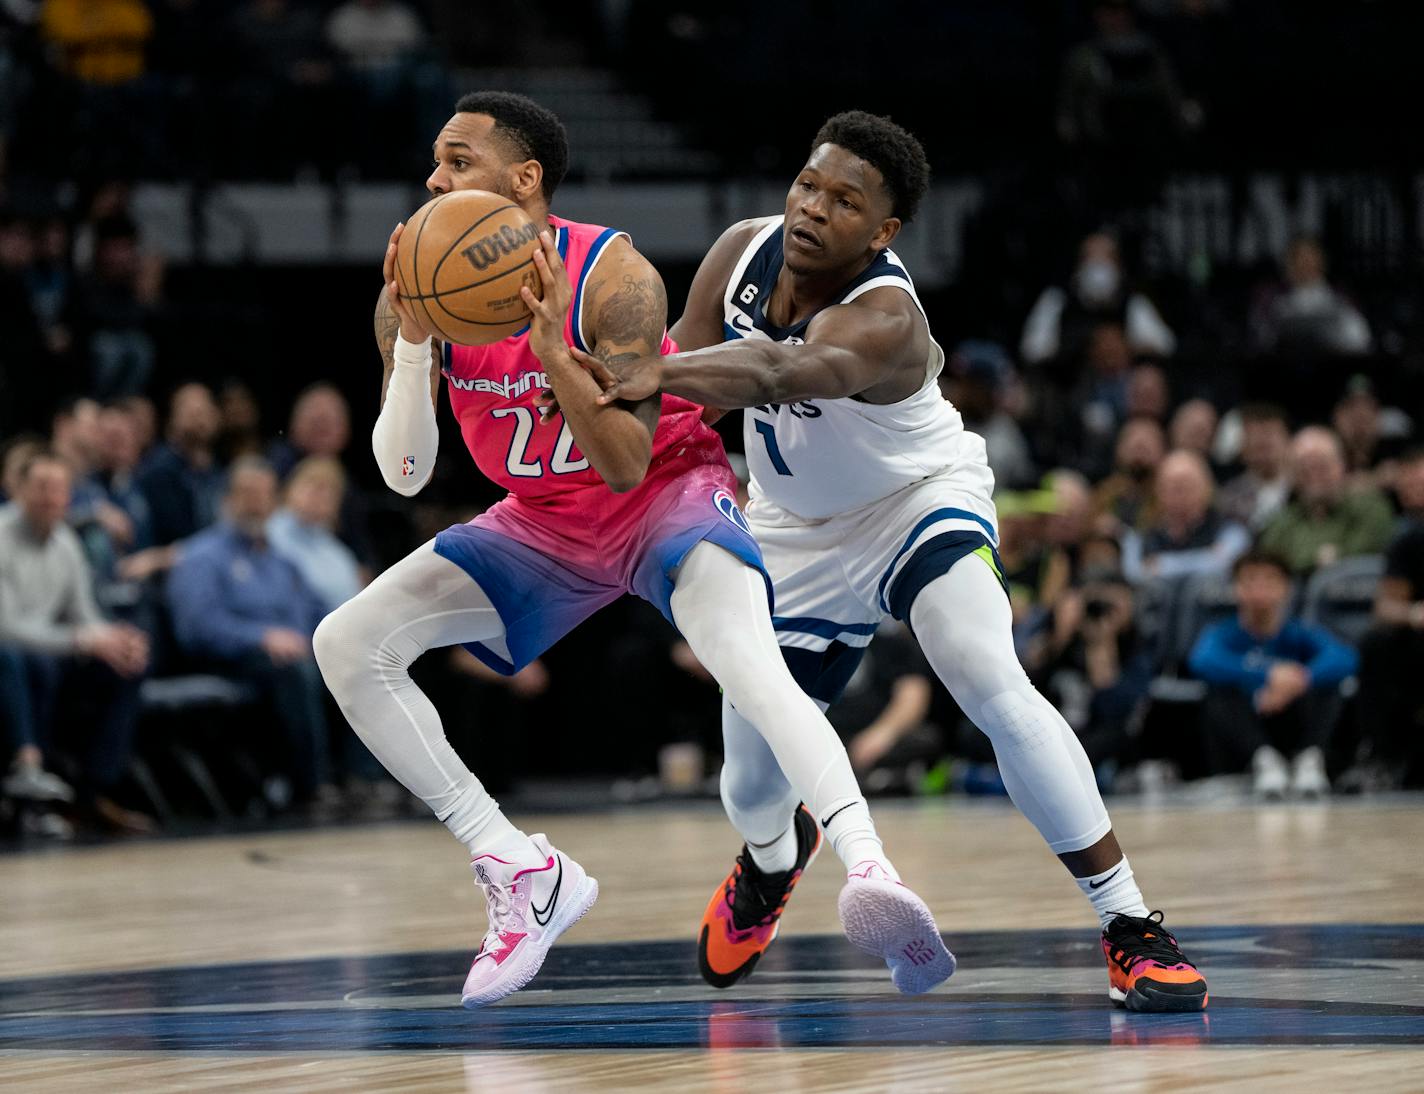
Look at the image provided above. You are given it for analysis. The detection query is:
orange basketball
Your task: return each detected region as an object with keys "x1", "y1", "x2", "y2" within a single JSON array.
[{"x1": 393, "y1": 190, "x2": 543, "y2": 346}]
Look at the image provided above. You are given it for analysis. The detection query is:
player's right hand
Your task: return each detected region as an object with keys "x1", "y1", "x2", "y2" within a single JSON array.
[{"x1": 384, "y1": 223, "x2": 431, "y2": 343}]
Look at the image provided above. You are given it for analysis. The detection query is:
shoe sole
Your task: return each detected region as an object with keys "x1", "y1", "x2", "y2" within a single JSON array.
[
  {"x1": 697, "y1": 810, "x2": 825, "y2": 990},
  {"x1": 460, "y1": 872, "x2": 599, "y2": 1009},
  {"x1": 837, "y1": 878, "x2": 955, "y2": 995},
  {"x1": 1109, "y1": 982, "x2": 1209, "y2": 1012}
]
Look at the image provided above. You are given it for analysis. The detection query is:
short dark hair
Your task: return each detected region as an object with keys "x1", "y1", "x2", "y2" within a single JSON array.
[
  {"x1": 454, "y1": 91, "x2": 569, "y2": 202},
  {"x1": 811, "y1": 110, "x2": 930, "y2": 223},
  {"x1": 1232, "y1": 549, "x2": 1291, "y2": 580},
  {"x1": 1399, "y1": 445, "x2": 1424, "y2": 465}
]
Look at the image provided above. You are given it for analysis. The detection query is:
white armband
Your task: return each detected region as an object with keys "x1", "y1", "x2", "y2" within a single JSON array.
[{"x1": 372, "y1": 333, "x2": 438, "y2": 496}]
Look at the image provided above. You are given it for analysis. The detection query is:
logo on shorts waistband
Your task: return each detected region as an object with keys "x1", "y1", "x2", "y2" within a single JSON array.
[{"x1": 713, "y1": 489, "x2": 750, "y2": 534}]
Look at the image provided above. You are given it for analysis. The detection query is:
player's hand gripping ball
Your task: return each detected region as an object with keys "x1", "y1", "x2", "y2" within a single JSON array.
[{"x1": 392, "y1": 190, "x2": 544, "y2": 345}]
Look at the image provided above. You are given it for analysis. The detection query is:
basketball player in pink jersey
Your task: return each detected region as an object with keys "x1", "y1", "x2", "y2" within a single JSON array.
[{"x1": 313, "y1": 92, "x2": 954, "y2": 1008}]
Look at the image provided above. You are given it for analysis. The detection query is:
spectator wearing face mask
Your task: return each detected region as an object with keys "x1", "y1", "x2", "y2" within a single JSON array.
[{"x1": 1019, "y1": 231, "x2": 1176, "y2": 370}]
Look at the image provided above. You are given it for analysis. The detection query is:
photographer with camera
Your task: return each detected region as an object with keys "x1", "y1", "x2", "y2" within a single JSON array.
[{"x1": 1039, "y1": 561, "x2": 1154, "y2": 785}]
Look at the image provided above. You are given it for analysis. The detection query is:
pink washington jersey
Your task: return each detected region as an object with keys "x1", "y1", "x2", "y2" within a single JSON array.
[
  {"x1": 441, "y1": 215, "x2": 722, "y2": 524},
  {"x1": 431, "y1": 215, "x2": 768, "y2": 675}
]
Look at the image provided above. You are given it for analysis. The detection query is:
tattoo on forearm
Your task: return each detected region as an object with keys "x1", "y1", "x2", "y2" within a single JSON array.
[
  {"x1": 375, "y1": 291, "x2": 401, "y2": 370},
  {"x1": 594, "y1": 273, "x2": 667, "y2": 354}
]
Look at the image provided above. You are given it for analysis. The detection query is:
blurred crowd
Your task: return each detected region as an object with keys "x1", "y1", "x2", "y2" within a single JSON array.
[{"x1": 4, "y1": 1, "x2": 1424, "y2": 841}]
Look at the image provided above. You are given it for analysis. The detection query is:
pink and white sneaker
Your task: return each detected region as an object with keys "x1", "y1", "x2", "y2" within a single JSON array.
[
  {"x1": 460, "y1": 833, "x2": 599, "y2": 1009},
  {"x1": 837, "y1": 861, "x2": 955, "y2": 995}
]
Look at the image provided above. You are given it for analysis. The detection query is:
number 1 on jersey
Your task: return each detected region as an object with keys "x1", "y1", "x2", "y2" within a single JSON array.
[{"x1": 754, "y1": 418, "x2": 793, "y2": 476}]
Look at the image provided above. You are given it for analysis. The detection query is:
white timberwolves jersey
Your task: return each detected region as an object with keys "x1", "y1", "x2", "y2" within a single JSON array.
[{"x1": 722, "y1": 217, "x2": 970, "y2": 519}]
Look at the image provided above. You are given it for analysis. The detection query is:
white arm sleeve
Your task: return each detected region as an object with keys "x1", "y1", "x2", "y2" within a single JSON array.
[
  {"x1": 372, "y1": 333, "x2": 438, "y2": 496},
  {"x1": 1125, "y1": 295, "x2": 1177, "y2": 357},
  {"x1": 1019, "y1": 287, "x2": 1065, "y2": 364}
]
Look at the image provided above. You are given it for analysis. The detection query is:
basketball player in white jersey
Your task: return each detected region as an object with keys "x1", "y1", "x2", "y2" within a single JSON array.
[{"x1": 561, "y1": 111, "x2": 1207, "y2": 1012}]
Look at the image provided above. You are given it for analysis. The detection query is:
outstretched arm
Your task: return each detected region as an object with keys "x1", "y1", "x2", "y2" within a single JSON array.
[
  {"x1": 581, "y1": 287, "x2": 927, "y2": 410},
  {"x1": 522, "y1": 233, "x2": 663, "y2": 493}
]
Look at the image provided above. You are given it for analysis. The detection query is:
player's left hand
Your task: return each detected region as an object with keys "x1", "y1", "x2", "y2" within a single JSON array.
[
  {"x1": 569, "y1": 346, "x2": 663, "y2": 404},
  {"x1": 520, "y1": 230, "x2": 574, "y2": 368}
]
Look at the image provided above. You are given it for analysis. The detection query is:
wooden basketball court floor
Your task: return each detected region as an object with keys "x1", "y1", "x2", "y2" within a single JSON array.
[{"x1": 3, "y1": 794, "x2": 1422, "y2": 1092}]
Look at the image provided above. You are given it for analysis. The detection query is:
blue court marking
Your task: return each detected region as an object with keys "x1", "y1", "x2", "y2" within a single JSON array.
[{"x1": 2, "y1": 925, "x2": 1421, "y2": 1052}]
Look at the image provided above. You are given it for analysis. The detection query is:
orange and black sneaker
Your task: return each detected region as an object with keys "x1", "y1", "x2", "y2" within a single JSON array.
[
  {"x1": 697, "y1": 805, "x2": 822, "y2": 988},
  {"x1": 1102, "y1": 910, "x2": 1208, "y2": 1012}
]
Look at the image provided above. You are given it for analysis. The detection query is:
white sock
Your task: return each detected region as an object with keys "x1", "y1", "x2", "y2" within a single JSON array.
[
  {"x1": 820, "y1": 799, "x2": 898, "y2": 881},
  {"x1": 454, "y1": 789, "x2": 543, "y2": 866},
  {"x1": 1076, "y1": 856, "x2": 1149, "y2": 928},
  {"x1": 746, "y1": 822, "x2": 798, "y2": 874}
]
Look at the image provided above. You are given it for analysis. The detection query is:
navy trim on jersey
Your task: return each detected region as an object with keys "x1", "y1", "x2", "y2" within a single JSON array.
[
  {"x1": 876, "y1": 506, "x2": 999, "y2": 615},
  {"x1": 887, "y1": 530, "x2": 1008, "y2": 624},
  {"x1": 779, "y1": 641, "x2": 869, "y2": 706},
  {"x1": 773, "y1": 616, "x2": 879, "y2": 641},
  {"x1": 726, "y1": 227, "x2": 913, "y2": 343},
  {"x1": 571, "y1": 227, "x2": 621, "y2": 354}
]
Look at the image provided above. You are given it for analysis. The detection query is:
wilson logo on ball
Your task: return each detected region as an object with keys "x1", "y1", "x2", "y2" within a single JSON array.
[{"x1": 462, "y1": 222, "x2": 540, "y2": 272}]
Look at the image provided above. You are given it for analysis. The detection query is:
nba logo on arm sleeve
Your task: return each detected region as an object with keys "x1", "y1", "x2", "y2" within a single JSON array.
[{"x1": 402, "y1": 456, "x2": 417, "y2": 477}]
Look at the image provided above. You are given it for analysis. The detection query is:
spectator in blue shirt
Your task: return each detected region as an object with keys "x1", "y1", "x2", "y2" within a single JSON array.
[
  {"x1": 268, "y1": 456, "x2": 364, "y2": 614},
  {"x1": 167, "y1": 456, "x2": 333, "y2": 805},
  {"x1": 1189, "y1": 550, "x2": 1358, "y2": 798}
]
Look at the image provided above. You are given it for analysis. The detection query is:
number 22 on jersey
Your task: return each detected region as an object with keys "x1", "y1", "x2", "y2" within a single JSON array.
[{"x1": 492, "y1": 406, "x2": 590, "y2": 478}]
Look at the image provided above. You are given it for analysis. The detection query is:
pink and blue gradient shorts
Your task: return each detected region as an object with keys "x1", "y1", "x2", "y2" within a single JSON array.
[{"x1": 433, "y1": 463, "x2": 769, "y2": 675}]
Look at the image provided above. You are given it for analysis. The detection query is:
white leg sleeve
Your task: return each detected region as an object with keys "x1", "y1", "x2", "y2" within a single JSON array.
[
  {"x1": 671, "y1": 542, "x2": 891, "y2": 875},
  {"x1": 909, "y1": 555, "x2": 1112, "y2": 854},
  {"x1": 313, "y1": 542, "x2": 533, "y2": 859},
  {"x1": 719, "y1": 694, "x2": 799, "y2": 847},
  {"x1": 911, "y1": 555, "x2": 1110, "y2": 854}
]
